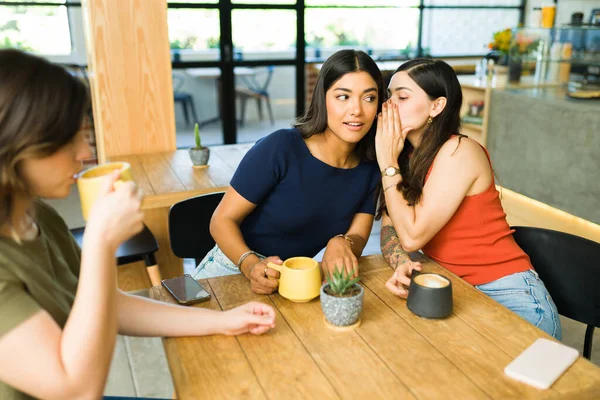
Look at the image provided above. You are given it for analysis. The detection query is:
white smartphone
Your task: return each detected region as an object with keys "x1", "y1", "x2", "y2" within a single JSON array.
[{"x1": 504, "y1": 338, "x2": 579, "y2": 390}]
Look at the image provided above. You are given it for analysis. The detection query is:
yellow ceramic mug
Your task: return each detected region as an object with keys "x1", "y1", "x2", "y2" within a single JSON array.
[
  {"x1": 77, "y1": 162, "x2": 134, "y2": 220},
  {"x1": 267, "y1": 257, "x2": 321, "y2": 303}
]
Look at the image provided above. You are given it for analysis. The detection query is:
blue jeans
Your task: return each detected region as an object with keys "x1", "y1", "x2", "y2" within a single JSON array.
[{"x1": 476, "y1": 270, "x2": 562, "y2": 339}]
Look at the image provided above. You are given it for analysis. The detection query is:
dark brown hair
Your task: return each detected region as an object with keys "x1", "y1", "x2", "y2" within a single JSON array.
[
  {"x1": 294, "y1": 49, "x2": 383, "y2": 162},
  {"x1": 0, "y1": 49, "x2": 89, "y2": 227},
  {"x1": 377, "y1": 59, "x2": 463, "y2": 217}
]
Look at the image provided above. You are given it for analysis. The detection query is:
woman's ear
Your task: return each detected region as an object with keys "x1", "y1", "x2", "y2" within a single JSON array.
[{"x1": 430, "y1": 97, "x2": 447, "y2": 118}]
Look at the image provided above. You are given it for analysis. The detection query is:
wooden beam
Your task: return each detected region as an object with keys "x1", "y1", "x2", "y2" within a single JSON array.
[{"x1": 82, "y1": 0, "x2": 176, "y2": 161}]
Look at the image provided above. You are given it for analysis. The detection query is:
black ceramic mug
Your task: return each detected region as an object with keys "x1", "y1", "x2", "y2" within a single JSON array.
[{"x1": 406, "y1": 272, "x2": 453, "y2": 319}]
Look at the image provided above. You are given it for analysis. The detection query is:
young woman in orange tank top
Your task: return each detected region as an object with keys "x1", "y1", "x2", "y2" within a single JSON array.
[{"x1": 375, "y1": 59, "x2": 561, "y2": 339}]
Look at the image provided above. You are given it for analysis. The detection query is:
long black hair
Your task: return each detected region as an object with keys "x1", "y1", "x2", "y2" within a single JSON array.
[
  {"x1": 377, "y1": 59, "x2": 463, "y2": 217},
  {"x1": 294, "y1": 49, "x2": 383, "y2": 162}
]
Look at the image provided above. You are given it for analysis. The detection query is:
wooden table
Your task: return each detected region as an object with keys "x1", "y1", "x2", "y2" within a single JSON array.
[
  {"x1": 149, "y1": 255, "x2": 600, "y2": 400},
  {"x1": 109, "y1": 144, "x2": 252, "y2": 286}
]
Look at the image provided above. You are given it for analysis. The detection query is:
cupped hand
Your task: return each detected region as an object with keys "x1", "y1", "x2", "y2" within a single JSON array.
[
  {"x1": 375, "y1": 100, "x2": 413, "y2": 170},
  {"x1": 85, "y1": 171, "x2": 144, "y2": 249},
  {"x1": 385, "y1": 260, "x2": 422, "y2": 298},
  {"x1": 220, "y1": 301, "x2": 276, "y2": 335},
  {"x1": 322, "y1": 236, "x2": 358, "y2": 280},
  {"x1": 248, "y1": 256, "x2": 282, "y2": 295}
]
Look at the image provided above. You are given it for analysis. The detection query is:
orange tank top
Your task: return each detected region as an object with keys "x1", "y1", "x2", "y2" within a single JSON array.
[{"x1": 421, "y1": 140, "x2": 532, "y2": 286}]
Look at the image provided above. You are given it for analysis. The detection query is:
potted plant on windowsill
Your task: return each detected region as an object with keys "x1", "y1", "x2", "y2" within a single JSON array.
[
  {"x1": 189, "y1": 123, "x2": 210, "y2": 167},
  {"x1": 321, "y1": 266, "x2": 364, "y2": 328}
]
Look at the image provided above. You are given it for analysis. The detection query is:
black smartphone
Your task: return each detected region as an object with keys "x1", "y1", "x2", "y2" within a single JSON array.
[{"x1": 161, "y1": 274, "x2": 211, "y2": 305}]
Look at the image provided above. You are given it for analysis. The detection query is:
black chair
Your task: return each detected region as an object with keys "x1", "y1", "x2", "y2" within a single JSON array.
[
  {"x1": 168, "y1": 192, "x2": 225, "y2": 265},
  {"x1": 236, "y1": 66, "x2": 275, "y2": 127},
  {"x1": 70, "y1": 224, "x2": 162, "y2": 286},
  {"x1": 512, "y1": 226, "x2": 600, "y2": 359},
  {"x1": 173, "y1": 71, "x2": 199, "y2": 126}
]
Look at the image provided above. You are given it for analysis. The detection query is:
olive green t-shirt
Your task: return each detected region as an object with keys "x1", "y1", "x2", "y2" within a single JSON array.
[{"x1": 0, "y1": 200, "x2": 81, "y2": 400}]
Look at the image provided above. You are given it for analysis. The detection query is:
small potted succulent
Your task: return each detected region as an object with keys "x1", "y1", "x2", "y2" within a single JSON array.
[
  {"x1": 188, "y1": 123, "x2": 210, "y2": 167},
  {"x1": 320, "y1": 266, "x2": 364, "y2": 327}
]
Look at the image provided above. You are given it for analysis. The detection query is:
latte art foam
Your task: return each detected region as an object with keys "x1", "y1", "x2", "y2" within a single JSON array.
[{"x1": 414, "y1": 273, "x2": 449, "y2": 288}]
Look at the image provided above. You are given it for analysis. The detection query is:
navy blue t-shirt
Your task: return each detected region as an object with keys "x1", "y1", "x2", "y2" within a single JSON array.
[{"x1": 230, "y1": 128, "x2": 380, "y2": 260}]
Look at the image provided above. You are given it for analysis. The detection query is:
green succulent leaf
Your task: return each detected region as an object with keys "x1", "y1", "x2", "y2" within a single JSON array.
[{"x1": 326, "y1": 265, "x2": 359, "y2": 296}]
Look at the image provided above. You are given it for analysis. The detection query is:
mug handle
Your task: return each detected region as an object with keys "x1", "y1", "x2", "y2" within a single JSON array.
[{"x1": 266, "y1": 262, "x2": 282, "y2": 280}]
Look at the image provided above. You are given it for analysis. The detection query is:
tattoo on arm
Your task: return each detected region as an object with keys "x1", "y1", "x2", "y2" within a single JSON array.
[{"x1": 380, "y1": 225, "x2": 411, "y2": 268}]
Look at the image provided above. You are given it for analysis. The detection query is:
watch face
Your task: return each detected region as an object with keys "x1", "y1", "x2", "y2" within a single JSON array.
[{"x1": 386, "y1": 167, "x2": 396, "y2": 176}]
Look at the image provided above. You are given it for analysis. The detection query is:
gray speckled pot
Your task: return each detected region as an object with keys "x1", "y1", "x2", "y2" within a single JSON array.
[
  {"x1": 320, "y1": 283, "x2": 364, "y2": 327},
  {"x1": 189, "y1": 147, "x2": 210, "y2": 166}
]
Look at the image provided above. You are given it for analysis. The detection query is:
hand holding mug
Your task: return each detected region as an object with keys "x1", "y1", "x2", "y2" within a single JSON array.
[
  {"x1": 248, "y1": 256, "x2": 282, "y2": 295},
  {"x1": 84, "y1": 170, "x2": 144, "y2": 250},
  {"x1": 385, "y1": 259, "x2": 422, "y2": 298}
]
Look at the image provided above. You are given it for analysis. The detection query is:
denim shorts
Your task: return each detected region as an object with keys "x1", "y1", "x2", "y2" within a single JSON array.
[
  {"x1": 476, "y1": 270, "x2": 562, "y2": 340},
  {"x1": 191, "y1": 245, "x2": 242, "y2": 279}
]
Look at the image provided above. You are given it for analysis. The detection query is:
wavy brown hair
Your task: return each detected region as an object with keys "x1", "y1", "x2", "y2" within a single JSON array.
[
  {"x1": 0, "y1": 49, "x2": 89, "y2": 228},
  {"x1": 294, "y1": 49, "x2": 383, "y2": 162},
  {"x1": 377, "y1": 59, "x2": 464, "y2": 217}
]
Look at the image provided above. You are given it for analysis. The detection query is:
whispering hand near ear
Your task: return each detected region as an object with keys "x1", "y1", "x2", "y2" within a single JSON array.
[{"x1": 375, "y1": 100, "x2": 413, "y2": 171}]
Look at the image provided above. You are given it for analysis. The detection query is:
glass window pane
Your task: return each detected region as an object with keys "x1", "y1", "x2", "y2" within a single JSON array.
[
  {"x1": 233, "y1": 0, "x2": 295, "y2": 4},
  {"x1": 305, "y1": 8, "x2": 419, "y2": 60},
  {"x1": 232, "y1": 10, "x2": 296, "y2": 60},
  {"x1": 174, "y1": 66, "x2": 295, "y2": 146},
  {"x1": 424, "y1": 0, "x2": 520, "y2": 5},
  {"x1": 173, "y1": 67, "x2": 222, "y2": 147},
  {"x1": 167, "y1": 9, "x2": 220, "y2": 62},
  {"x1": 0, "y1": 6, "x2": 71, "y2": 54},
  {"x1": 236, "y1": 65, "x2": 296, "y2": 142},
  {"x1": 422, "y1": 8, "x2": 520, "y2": 56},
  {"x1": 308, "y1": 0, "x2": 418, "y2": 6}
]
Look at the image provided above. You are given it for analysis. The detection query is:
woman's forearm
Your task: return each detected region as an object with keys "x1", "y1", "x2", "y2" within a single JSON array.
[
  {"x1": 383, "y1": 177, "x2": 421, "y2": 251},
  {"x1": 345, "y1": 233, "x2": 367, "y2": 258},
  {"x1": 116, "y1": 291, "x2": 225, "y2": 337},
  {"x1": 59, "y1": 233, "x2": 120, "y2": 397},
  {"x1": 380, "y1": 224, "x2": 413, "y2": 268},
  {"x1": 210, "y1": 217, "x2": 260, "y2": 277}
]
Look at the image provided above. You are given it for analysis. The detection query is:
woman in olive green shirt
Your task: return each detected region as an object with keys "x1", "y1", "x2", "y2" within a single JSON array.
[{"x1": 0, "y1": 50, "x2": 276, "y2": 400}]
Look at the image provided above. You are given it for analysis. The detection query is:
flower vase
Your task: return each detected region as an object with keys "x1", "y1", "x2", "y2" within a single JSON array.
[{"x1": 508, "y1": 56, "x2": 523, "y2": 83}]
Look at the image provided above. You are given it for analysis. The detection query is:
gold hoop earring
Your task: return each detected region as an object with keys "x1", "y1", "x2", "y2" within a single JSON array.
[{"x1": 427, "y1": 116, "x2": 433, "y2": 125}]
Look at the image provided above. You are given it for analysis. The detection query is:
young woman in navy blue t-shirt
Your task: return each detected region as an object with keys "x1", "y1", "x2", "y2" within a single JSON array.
[{"x1": 193, "y1": 50, "x2": 383, "y2": 294}]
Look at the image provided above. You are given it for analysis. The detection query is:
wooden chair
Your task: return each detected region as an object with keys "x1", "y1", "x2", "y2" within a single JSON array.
[
  {"x1": 512, "y1": 226, "x2": 600, "y2": 359},
  {"x1": 70, "y1": 224, "x2": 162, "y2": 286},
  {"x1": 236, "y1": 66, "x2": 274, "y2": 126}
]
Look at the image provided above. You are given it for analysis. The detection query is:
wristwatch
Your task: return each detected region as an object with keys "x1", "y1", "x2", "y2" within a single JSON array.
[{"x1": 381, "y1": 166, "x2": 401, "y2": 178}]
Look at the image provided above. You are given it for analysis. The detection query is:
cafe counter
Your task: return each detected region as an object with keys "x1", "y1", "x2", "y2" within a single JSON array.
[{"x1": 486, "y1": 86, "x2": 600, "y2": 225}]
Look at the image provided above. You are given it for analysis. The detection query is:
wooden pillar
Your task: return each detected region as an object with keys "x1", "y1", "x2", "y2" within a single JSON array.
[{"x1": 82, "y1": 0, "x2": 176, "y2": 161}]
